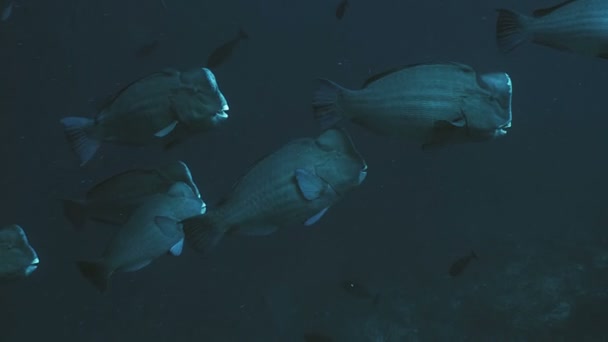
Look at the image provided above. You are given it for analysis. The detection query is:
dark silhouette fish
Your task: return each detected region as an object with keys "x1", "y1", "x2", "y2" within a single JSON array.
[
  {"x1": 62, "y1": 161, "x2": 202, "y2": 230},
  {"x1": 449, "y1": 251, "x2": 478, "y2": 277},
  {"x1": 341, "y1": 280, "x2": 373, "y2": 299},
  {"x1": 335, "y1": 0, "x2": 348, "y2": 20},
  {"x1": 496, "y1": 0, "x2": 608, "y2": 59},
  {"x1": 206, "y1": 28, "x2": 249, "y2": 69},
  {"x1": 135, "y1": 39, "x2": 160, "y2": 59},
  {"x1": 304, "y1": 332, "x2": 333, "y2": 342}
]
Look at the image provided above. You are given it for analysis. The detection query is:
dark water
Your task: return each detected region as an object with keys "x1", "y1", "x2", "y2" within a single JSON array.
[{"x1": 1, "y1": 0, "x2": 607, "y2": 341}]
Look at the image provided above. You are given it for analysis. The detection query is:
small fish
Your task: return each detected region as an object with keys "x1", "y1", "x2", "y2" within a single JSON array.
[
  {"x1": 182, "y1": 128, "x2": 367, "y2": 255},
  {"x1": 76, "y1": 182, "x2": 205, "y2": 293},
  {"x1": 1, "y1": 1, "x2": 14, "y2": 22},
  {"x1": 335, "y1": 0, "x2": 349, "y2": 20},
  {"x1": 341, "y1": 280, "x2": 373, "y2": 299},
  {"x1": 206, "y1": 28, "x2": 249, "y2": 69},
  {"x1": 0, "y1": 224, "x2": 39, "y2": 282},
  {"x1": 497, "y1": 0, "x2": 608, "y2": 59},
  {"x1": 60, "y1": 67, "x2": 229, "y2": 166},
  {"x1": 449, "y1": 251, "x2": 478, "y2": 277},
  {"x1": 312, "y1": 62, "x2": 513, "y2": 149},
  {"x1": 304, "y1": 332, "x2": 334, "y2": 342},
  {"x1": 63, "y1": 161, "x2": 203, "y2": 230},
  {"x1": 135, "y1": 39, "x2": 160, "y2": 59}
]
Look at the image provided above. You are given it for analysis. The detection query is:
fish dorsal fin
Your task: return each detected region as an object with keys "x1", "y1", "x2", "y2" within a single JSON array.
[
  {"x1": 361, "y1": 62, "x2": 473, "y2": 88},
  {"x1": 166, "y1": 182, "x2": 196, "y2": 198},
  {"x1": 532, "y1": 0, "x2": 577, "y2": 17}
]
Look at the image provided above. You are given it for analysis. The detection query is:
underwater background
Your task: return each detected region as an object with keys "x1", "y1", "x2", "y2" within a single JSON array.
[{"x1": 1, "y1": 0, "x2": 608, "y2": 341}]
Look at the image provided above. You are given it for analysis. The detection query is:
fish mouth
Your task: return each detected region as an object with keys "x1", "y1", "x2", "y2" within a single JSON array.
[
  {"x1": 215, "y1": 105, "x2": 229, "y2": 119},
  {"x1": 25, "y1": 257, "x2": 39, "y2": 276},
  {"x1": 496, "y1": 120, "x2": 512, "y2": 136}
]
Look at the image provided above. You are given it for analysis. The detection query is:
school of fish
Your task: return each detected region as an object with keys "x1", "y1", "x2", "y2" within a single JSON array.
[{"x1": 1, "y1": 0, "x2": 604, "y2": 297}]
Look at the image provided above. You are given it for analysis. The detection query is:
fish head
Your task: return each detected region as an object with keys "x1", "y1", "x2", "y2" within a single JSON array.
[
  {"x1": 465, "y1": 72, "x2": 513, "y2": 140},
  {"x1": 165, "y1": 182, "x2": 207, "y2": 217},
  {"x1": 313, "y1": 128, "x2": 368, "y2": 194},
  {"x1": 0, "y1": 225, "x2": 39, "y2": 280},
  {"x1": 177, "y1": 68, "x2": 229, "y2": 129}
]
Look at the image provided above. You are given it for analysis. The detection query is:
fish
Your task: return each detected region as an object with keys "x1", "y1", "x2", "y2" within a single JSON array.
[
  {"x1": 60, "y1": 67, "x2": 229, "y2": 166},
  {"x1": 135, "y1": 39, "x2": 160, "y2": 59},
  {"x1": 0, "y1": 224, "x2": 39, "y2": 282},
  {"x1": 341, "y1": 280, "x2": 373, "y2": 299},
  {"x1": 182, "y1": 128, "x2": 367, "y2": 255},
  {"x1": 304, "y1": 332, "x2": 334, "y2": 342},
  {"x1": 62, "y1": 161, "x2": 203, "y2": 231},
  {"x1": 312, "y1": 62, "x2": 513, "y2": 149},
  {"x1": 496, "y1": 0, "x2": 608, "y2": 59},
  {"x1": 206, "y1": 28, "x2": 249, "y2": 69},
  {"x1": 335, "y1": 0, "x2": 349, "y2": 20},
  {"x1": 449, "y1": 250, "x2": 478, "y2": 277},
  {"x1": 1, "y1": 1, "x2": 13, "y2": 22},
  {"x1": 76, "y1": 182, "x2": 206, "y2": 292}
]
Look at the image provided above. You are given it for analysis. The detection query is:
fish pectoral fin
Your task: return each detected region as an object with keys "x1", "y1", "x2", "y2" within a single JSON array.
[
  {"x1": 295, "y1": 168, "x2": 327, "y2": 201},
  {"x1": 154, "y1": 120, "x2": 178, "y2": 137},
  {"x1": 233, "y1": 224, "x2": 278, "y2": 236},
  {"x1": 154, "y1": 216, "x2": 181, "y2": 237},
  {"x1": 422, "y1": 119, "x2": 464, "y2": 150},
  {"x1": 304, "y1": 207, "x2": 329, "y2": 226},
  {"x1": 169, "y1": 238, "x2": 184, "y2": 256}
]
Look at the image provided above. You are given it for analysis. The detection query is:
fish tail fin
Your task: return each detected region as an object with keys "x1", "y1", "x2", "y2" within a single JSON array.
[
  {"x1": 496, "y1": 9, "x2": 531, "y2": 53},
  {"x1": 238, "y1": 27, "x2": 249, "y2": 40},
  {"x1": 59, "y1": 117, "x2": 100, "y2": 166},
  {"x1": 62, "y1": 199, "x2": 88, "y2": 231},
  {"x1": 312, "y1": 78, "x2": 346, "y2": 130},
  {"x1": 182, "y1": 213, "x2": 225, "y2": 255},
  {"x1": 76, "y1": 260, "x2": 111, "y2": 293}
]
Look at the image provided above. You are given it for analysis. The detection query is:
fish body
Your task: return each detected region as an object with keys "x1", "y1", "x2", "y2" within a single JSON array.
[
  {"x1": 60, "y1": 67, "x2": 229, "y2": 166},
  {"x1": 335, "y1": 0, "x2": 349, "y2": 20},
  {"x1": 63, "y1": 161, "x2": 202, "y2": 230},
  {"x1": 77, "y1": 182, "x2": 205, "y2": 292},
  {"x1": 183, "y1": 128, "x2": 367, "y2": 254},
  {"x1": 207, "y1": 28, "x2": 249, "y2": 69},
  {"x1": 449, "y1": 250, "x2": 478, "y2": 277},
  {"x1": 497, "y1": 0, "x2": 608, "y2": 59},
  {"x1": 0, "y1": 224, "x2": 39, "y2": 282},
  {"x1": 312, "y1": 62, "x2": 512, "y2": 149},
  {"x1": 1, "y1": 1, "x2": 13, "y2": 22}
]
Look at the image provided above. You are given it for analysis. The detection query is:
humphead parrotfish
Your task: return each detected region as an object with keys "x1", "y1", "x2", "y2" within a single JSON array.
[
  {"x1": 0, "y1": 224, "x2": 39, "y2": 282},
  {"x1": 76, "y1": 182, "x2": 205, "y2": 293},
  {"x1": 183, "y1": 128, "x2": 367, "y2": 255},
  {"x1": 497, "y1": 0, "x2": 608, "y2": 59},
  {"x1": 60, "y1": 67, "x2": 229, "y2": 166},
  {"x1": 62, "y1": 161, "x2": 203, "y2": 230},
  {"x1": 312, "y1": 62, "x2": 513, "y2": 149}
]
